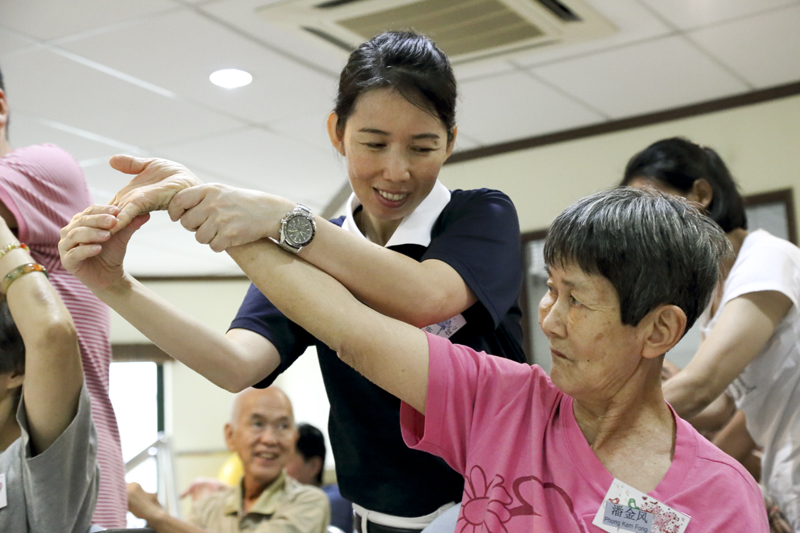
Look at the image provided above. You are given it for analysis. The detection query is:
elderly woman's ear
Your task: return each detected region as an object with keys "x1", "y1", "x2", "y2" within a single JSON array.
[{"x1": 641, "y1": 305, "x2": 687, "y2": 359}]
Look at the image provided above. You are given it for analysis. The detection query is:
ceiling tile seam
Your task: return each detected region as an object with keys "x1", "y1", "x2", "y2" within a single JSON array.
[
  {"x1": 151, "y1": 122, "x2": 337, "y2": 163},
  {"x1": 255, "y1": 122, "x2": 338, "y2": 153},
  {"x1": 140, "y1": 155, "x2": 258, "y2": 191},
  {"x1": 29, "y1": 115, "x2": 148, "y2": 154},
  {"x1": 631, "y1": 0, "x2": 677, "y2": 29},
  {"x1": 456, "y1": 65, "x2": 516, "y2": 84},
  {"x1": 679, "y1": 34, "x2": 754, "y2": 90},
  {"x1": 630, "y1": 1, "x2": 754, "y2": 90},
  {"x1": 45, "y1": 5, "x2": 186, "y2": 47},
  {"x1": 453, "y1": 131, "x2": 483, "y2": 148},
  {"x1": 45, "y1": 44, "x2": 180, "y2": 99},
  {"x1": 515, "y1": 64, "x2": 611, "y2": 121},
  {"x1": 192, "y1": 6, "x2": 341, "y2": 81},
  {"x1": 2, "y1": 27, "x2": 304, "y2": 135},
  {"x1": 77, "y1": 142, "x2": 259, "y2": 194},
  {"x1": 506, "y1": 29, "x2": 679, "y2": 72},
  {"x1": 456, "y1": 62, "x2": 517, "y2": 85},
  {"x1": 0, "y1": 26, "x2": 39, "y2": 58},
  {"x1": 148, "y1": 124, "x2": 255, "y2": 151},
  {"x1": 636, "y1": 1, "x2": 800, "y2": 33},
  {"x1": 135, "y1": 149, "x2": 339, "y2": 207},
  {"x1": 678, "y1": 1, "x2": 800, "y2": 90}
]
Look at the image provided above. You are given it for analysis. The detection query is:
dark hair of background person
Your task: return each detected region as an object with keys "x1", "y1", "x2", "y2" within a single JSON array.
[
  {"x1": 296, "y1": 423, "x2": 326, "y2": 486},
  {"x1": 544, "y1": 187, "x2": 732, "y2": 330},
  {"x1": 333, "y1": 30, "x2": 457, "y2": 143},
  {"x1": 620, "y1": 137, "x2": 747, "y2": 233},
  {"x1": 0, "y1": 301, "x2": 25, "y2": 407}
]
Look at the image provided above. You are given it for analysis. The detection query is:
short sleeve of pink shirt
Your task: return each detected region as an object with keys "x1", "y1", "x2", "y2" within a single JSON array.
[
  {"x1": 400, "y1": 332, "x2": 768, "y2": 533},
  {"x1": 0, "y1": 144, "x2": 92, "y2": 259}
]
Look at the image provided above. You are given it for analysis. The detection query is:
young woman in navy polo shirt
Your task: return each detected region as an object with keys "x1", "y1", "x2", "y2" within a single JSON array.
[{"x1": 61, "y1": 31, "x2": 526, "y2": 532}]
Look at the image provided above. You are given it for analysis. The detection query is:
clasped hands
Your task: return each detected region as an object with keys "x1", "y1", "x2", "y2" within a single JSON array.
[
  {"x1": 59, "y1": 155, "x2": 295, "y2": 292},
  {"x1": 107, "y1": 154, "x2": 293, "y2": 252}
]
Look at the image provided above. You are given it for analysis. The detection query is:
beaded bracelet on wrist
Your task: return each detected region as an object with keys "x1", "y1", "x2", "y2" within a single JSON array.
[{"x1": 0, "y1": 242, "x2": 29, "y2": 261}]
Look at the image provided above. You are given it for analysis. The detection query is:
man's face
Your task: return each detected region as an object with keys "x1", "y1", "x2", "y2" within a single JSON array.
[
  {"x1": 224, "y1": 388, "x2": 297, "y2": 489},
  {"x1": 285, "y1": 449, "x2": 319, "y2": 486}
]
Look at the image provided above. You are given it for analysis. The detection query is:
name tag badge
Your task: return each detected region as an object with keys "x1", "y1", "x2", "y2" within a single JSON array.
[
  {"x1": 422, "y1": 314, "x2": 466, "y2": 339},
  {"x1": 592, "y1": 478, "x2": 690, "y2": 533},
  {"x1": 0, "y1": 473, "x2": 7, "y2": 509}
]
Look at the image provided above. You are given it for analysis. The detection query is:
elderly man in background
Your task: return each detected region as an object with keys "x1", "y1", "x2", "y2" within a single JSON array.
[
  {"x1": 286, "y1": 423, "x2": 352, "y2": 533},
  {"x1": 128, "y1": 386, "x2": 330, "y2": 533}
]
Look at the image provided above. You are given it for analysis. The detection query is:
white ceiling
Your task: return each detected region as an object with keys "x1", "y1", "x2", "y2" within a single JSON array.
[{"x1": 1, "y1": 0, "x2": 799, "y2": 276}]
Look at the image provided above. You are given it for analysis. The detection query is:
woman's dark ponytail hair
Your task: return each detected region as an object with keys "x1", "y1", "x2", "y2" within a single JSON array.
[
  {"x1": 621, "y1": 137, "x2": 747, "y2": 232},
  {"x1": 333, "y1": 31, "x2": 457, "y2": 142}
]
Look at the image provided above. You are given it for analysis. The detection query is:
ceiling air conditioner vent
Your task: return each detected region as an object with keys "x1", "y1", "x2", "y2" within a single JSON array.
[{"x1": 257, "y1": 0, "x2": 616, "y2": 64}]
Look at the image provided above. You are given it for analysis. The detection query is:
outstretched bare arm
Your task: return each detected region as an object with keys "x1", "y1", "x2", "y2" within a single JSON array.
[
  {"x1": 228, "y1": 240, "x2": 431, "y2": 413},
  {"x1": 0, "y1": 219, "x2": 82, "y2": 453},
  {"x1": 58, "y1": 205, "x2": 280, "y2": 392}
]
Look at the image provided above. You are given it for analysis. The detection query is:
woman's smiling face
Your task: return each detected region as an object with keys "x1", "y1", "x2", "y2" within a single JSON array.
[{"x1": 328, "y1": 88, "x2": 454, "y2": 240}]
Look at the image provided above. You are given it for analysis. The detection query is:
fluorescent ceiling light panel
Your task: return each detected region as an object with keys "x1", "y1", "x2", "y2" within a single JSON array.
[{"x1": 210, "y1": 68, "x2": 253, "y2": 89}]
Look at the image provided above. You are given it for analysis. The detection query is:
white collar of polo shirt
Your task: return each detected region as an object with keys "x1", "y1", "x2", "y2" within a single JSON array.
[{"x1": 341, "y1": 181, "x2": 451, "y2": 248}]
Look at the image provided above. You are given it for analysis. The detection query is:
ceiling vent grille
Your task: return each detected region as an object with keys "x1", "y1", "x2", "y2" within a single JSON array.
[{"x1": 256, "y1": 0, "x2": 616, "y2": 64}]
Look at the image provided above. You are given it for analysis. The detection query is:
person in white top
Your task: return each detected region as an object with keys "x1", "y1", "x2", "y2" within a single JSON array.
[{"x1": 622, "y1": 137, "x2": 800, "y2": 529}]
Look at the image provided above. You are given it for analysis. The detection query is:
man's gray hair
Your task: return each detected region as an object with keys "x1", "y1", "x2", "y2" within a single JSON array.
[{"x1": 544, "y1": 187, "x2": 732, "y2": 329}]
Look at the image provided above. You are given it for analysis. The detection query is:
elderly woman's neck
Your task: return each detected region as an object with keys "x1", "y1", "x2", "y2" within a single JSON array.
[
  {"x1": 573, "y1": 366, "x2": 671, "y2": 451},
  {"x1": 573, "y1": 369, "x2": 676, "y2": 493}
]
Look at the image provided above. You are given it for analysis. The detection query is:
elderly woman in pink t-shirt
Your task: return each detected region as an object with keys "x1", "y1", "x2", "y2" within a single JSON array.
[{"x1": 62, "y1": 184, "x2": 768, "y2": 531}]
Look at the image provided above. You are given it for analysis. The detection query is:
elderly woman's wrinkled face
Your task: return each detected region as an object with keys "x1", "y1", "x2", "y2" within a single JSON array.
[{"x1": 538, "y1": 263, "x2": 647, "y2": 401}]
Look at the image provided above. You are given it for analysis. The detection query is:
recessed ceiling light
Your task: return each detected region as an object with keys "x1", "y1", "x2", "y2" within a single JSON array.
[{"x1": 209, "y1": 68, "x2": 253, "y2": 89}]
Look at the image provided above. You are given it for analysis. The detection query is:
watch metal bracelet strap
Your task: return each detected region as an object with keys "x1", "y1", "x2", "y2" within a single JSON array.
[{"x1": 277, "y1": 204, "x2": 316, "y2": 254}]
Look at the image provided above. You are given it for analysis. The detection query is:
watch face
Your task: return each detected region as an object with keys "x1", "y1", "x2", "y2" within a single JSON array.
[{"x1": 286, "y1": 216, "x2": 313, "y2": 245}]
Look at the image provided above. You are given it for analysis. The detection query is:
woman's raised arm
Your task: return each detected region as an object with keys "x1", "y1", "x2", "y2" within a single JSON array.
[
  {"x1": 169, "y1": 183, "x2": 479, "y2": 328},
  {"x1": 60, "y1": 203, "x2": 431, "y2": 412},
  {"x1": 663, "y1": 291, "x2": 792, "y2": 419},
  {"x1": 227, "y1": 239, "x2": 431, "y2": 413},
  {"x1": 58, "y1": 205, "x2": 280, "y2": 392},
  {"x1": 0, "y1": 219, "x2": 80, "y2": 453}
]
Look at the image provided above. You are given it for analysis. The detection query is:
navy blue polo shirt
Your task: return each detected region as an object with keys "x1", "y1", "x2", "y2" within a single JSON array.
[{"x1": 230, "y1": 185, "x2": 525, "y2": 517}]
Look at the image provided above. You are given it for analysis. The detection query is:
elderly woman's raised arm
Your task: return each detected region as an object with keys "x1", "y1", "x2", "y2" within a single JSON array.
[
  {"x1": 0, "y1": 218, "x2": 81, "y2": 453},
  {"x1": 60, "y1": 203, "x2": 430, "y2": 413},
  {"x1": 58, "y1": 205, "x2": 281, "y2": 393},
  {"x1": 227, "y1": 239, "x2": 431, "y2": 413}
]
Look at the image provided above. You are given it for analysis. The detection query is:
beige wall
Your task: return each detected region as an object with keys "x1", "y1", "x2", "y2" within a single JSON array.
[
  {"x1": 440, "y1": 94, "x2": 800, "y2": 234},
  {"x1": 110, "y1": 93, "x2": 800, "y2": 506},
  {"x1": 111, "y1": 279, "x2": 246, "y2": 508}
]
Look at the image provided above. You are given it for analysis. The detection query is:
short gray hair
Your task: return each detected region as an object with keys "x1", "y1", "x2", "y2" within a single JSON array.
[{"x1": 544, "y1": 187, "x2": 732, "y2": 329}]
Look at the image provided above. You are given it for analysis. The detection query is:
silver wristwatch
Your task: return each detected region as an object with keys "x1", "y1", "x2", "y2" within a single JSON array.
[{"x1": 277, "y1": 204, "x2": 316, "y2": 253}]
